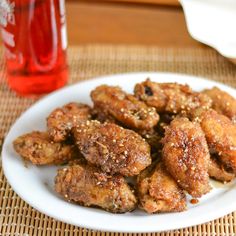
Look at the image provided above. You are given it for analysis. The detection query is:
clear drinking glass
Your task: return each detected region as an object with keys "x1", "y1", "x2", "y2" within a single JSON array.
[{"x1": 0, "y1": 0, "x2": 68, "y2": 96}]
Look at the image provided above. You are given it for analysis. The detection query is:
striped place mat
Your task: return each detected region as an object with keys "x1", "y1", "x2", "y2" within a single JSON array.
[{"x1": 0, "y1": 45, "x2": 236, "y2": 236}]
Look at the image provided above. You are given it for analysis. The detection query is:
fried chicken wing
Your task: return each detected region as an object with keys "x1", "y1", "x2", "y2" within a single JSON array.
[
  {"x1": 55, "y1": 163, "x2": 137, "y2": 213},
  {"x1": 47, "y1": 102, "x2": 91, "y2": 142},
  {"x1": 91, "y1": 85, "x2": 159, "y2": 130},
  {"x1": 208, "y1": 156, "x2": 235, "y2": 183},
  {"x1": 157, "y1": 113, "x2": 178, "y2": 136},
  {"x1": 162, "y1": 117, "x2": 211, "y2": 197},
  {"x1": 192, "y1": 108, "x2": 236, "y2": 174},
  {"x1": 203, "y1": 87, "x2": 236, "y2": 123},
  {"x1": 138, "y1": 129, "x2": 162, "y2": 153},
  {"x1": 137, "y1": 161, "x2": 187, "y2": 213},
  {"x1": 134, "y1": 79, "x2": 212, "y2": 114},
  {"x1": 13, "y1": 131, "x2": 77, "y2": 165},
  {"x1": 73, "y1": 120, "x2": 151, "y2": 176}
]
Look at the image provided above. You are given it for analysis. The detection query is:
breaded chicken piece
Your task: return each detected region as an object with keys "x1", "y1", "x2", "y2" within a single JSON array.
[
  {"x1": 162, "y1": 117, "x2": 211, "y2": 197},
  {"x1": 192, "y1": 108, "x2": 236, "y2": 174},
  {"x1": 47, "y1": 102, "x2": 91, "y2": 142},
  {"x1": 13, "y1": 131, "x2": 77, "y2": 165},
  {"x1": 137, "y1": 161, "x2": 187, "y2": 213},
  {"x1": 55, "y1": 164, "x2": 137, "y2": 213},
  {"x1": 157, "y1": 113, "x2": 178, "y2": 136},
  {"x1": 134, "y1": 79, "x2": 212, "y2": 114},
  {"x1": 91, "y1": 85, "x2": 159, "y2": 130},
  {"x1": 73, "y1": 120, "x2": 151, "y2": 176},
  {"x1": 91, "y1": 108, "x2": 117, "y2": 124},
  {"x1": 138, "y1": 129, "x2": 162, "y2": 153},
  {"x1": 208, "y1": 156, "x2": 235, "y2": 183},
  {"x1": 203, "y1": 87, "x2": 236, "y2": 123}
]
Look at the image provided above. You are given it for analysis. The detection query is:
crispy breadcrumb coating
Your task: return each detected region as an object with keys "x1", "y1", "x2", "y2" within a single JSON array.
[
  {"x1": 73, "y1": 120, "x2": 151, "y2": 176},
  {"x1": 13, "y1": 131, "x2": 77, "y2": 165},
  {"x1": 91, "y1": 85, "x2": 159, "y2": 130},
  {"x1": 134, "y1": 79, "x2": 212, "y2": 114},
  {"x1": 208, "y1": 156, "x2": 235, "y2": 183},
  {"x1": 162, "y1": 117, "x2": 211, "y2": 197},
  {"x1": 55, "y1": 163, "x2": 137, "y2": 213},
  {"x1": 203, "y1": 87, "x2": 236, "y2": 123},
  {"x1": 137, "y1": 161, "x2": 187, "y2": 213},
  {"x1": 47, "y1": 102, "x2": 91, "y2": 142},
  {"x1": 192, "y1": 108, "x2": 236, "y2": 174}
]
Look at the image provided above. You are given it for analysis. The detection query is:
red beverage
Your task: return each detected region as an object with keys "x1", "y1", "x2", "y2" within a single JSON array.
[{"x1": 0, "y1": 0, "x2": 68, "y2": 95}]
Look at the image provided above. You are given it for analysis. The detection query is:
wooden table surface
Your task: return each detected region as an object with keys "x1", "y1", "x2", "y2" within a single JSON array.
[
  {"x1": 0, "y1": 1, "x2": 205, "y2": 49},
  {"x1": 65, "y1": 1, "x2": 204, "y2": 48}
]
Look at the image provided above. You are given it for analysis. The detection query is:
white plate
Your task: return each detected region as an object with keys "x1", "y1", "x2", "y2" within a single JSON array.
[
  {"x1": 180, "y1": 0, "x2": 236, "y2": 61},
  {"x1": 2, "y1": 72, "x2": 236, "y2": 233}
]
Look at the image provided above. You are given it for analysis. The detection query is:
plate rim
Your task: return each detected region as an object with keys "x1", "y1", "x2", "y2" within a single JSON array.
[{"x1": 2, "y1": 72, "x2": 236, "y2": 233}]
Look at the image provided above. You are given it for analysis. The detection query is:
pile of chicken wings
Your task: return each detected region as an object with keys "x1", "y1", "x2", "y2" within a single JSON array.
[{"x1": 13, "y1": 79, "x2": 236, "y2": 214}]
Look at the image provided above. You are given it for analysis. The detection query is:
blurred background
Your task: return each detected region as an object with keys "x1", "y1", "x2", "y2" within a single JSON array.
[
  {"x1": 0, "y1": 0, "x2": 204, "y2": 48},
  {"x1": 62, "y1": 0, "x2": 201, "y2": 47}
]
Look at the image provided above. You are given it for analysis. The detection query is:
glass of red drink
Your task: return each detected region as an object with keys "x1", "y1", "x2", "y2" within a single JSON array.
[{"x1": 0, "y1": 0, "x2": 68, "y2": 96}]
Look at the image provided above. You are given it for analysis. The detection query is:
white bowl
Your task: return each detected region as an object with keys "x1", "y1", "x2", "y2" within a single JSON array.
[{"x1": 180, "y1": 0, "x2": 236, "y2": 63}]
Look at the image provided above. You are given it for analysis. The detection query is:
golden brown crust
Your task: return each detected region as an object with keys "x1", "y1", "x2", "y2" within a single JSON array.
[
  {"x1": 13, "y1": 81, "x2": 236, "y2": 215},
  {"x1": 137, "y1": 161, "x2": 187, "y2": 213},
  {"x1": 47, "y1": 102, "x2": 91, "y2": 142},
  {"x1": 192, "y1": 108, "x2": 236, "y2": 174},
  {"x1": 134, "y1": 79, "x2": 212, "y2": 114},
  {"x1": 162, "y1": 117, "x2": 211, "y2": 197},
  {"x1": 208, "y1": 156, "x2": 235, "y2": 183},
  {"x1": 203, "y1": 87, "x2": 236, "y2": 123},
  {"x1": 13, "y1": 131, "x2": 77, "y2": 165},
  {"x1": 55, "y1": 164, "x2": 137, "y2": 213},
  {"x1": 157, "y1": 113, "x2": 178, "y2": 136},
  {"x1": 138, "y1": 129, "x2": 162, "y2": 153},
  {"x1": 91, "y1": 85, "x2": 159, "y2": 130},
  {"x1": 73, "y1": 120, "x2": 151, "y2": 176}
]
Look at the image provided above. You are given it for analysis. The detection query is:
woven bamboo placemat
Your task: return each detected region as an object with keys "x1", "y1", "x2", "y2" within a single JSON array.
[{"x1": 0, "y1": 45, "x2": 236, "y2": 236}]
